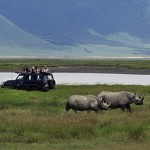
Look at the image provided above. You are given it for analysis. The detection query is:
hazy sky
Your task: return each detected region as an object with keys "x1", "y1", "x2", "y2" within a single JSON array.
[{"x1": 0, "y1": 0, "x2": 150, "y2": 57}]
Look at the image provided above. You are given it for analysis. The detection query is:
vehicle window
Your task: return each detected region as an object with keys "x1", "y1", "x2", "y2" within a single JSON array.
[
  {"x1": 29, "y1": 75, "x2": 32, "y2": 80},
  {"x1": 48, "y1": 75, "x2": 53, "y2": 80},
  {"x1": 17, "y1": 75, "x2": 24, "y2": 80},
  {"x1": 43, "y1": 76, "x2": 48, "y2": 81},
  {"x1": 37, "y1": 75, "x2": 42, "y2": 80}
]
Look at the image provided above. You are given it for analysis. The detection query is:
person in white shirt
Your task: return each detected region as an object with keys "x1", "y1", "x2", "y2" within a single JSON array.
[{"x1": 43, "y1": 66, "x2": 49, "y2": 72}]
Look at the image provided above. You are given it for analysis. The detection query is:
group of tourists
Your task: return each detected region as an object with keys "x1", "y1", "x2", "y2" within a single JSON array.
[{"x1": 21, "y1": 66, "x2": 49, "y2": 74}]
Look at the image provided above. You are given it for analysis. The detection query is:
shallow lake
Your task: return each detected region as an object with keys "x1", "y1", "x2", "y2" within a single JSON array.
[{"x1": 0, "y1": 72, "x2": 150, "y2": 86}]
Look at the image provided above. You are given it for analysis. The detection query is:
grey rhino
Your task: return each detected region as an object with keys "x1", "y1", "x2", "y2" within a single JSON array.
[
  {"x1": 97, "y1": 91, "x2": 144, "y2": 112},
  {"x1": 65, "y1": 95, "x2": 110, "y2": 113}
]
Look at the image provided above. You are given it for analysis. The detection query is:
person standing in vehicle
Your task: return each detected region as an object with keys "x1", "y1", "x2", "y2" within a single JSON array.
[
  {"x1": 35, "y1": 66, "x2": 39, "y2": 72},
  {"x1": 43, "y1": 66, "x2": 49, "y2": 72},
  {"x1": 31, "y1": 67, "x2": 37, "y2": 80}
]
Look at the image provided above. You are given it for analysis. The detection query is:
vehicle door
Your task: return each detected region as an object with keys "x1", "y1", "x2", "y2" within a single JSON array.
[{"x1": 15, "y1": 74, "x2": 27, "y2": 88}]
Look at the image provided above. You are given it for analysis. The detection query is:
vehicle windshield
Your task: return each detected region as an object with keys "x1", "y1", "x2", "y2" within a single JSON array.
[
  {"x1": 48, "y1": 74, "x2": 53, "y2": 80},
  {"x1": 16, "y1": 75, "x2": 24, "y2": 80},
  {"x1": 42, "y1": 75, "x2": 53, "y2": 82}
]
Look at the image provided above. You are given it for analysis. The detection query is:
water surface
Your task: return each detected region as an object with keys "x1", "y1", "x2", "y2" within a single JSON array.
[{"x1": 0, "y1": 72, "x2": 150, "y2": 86}]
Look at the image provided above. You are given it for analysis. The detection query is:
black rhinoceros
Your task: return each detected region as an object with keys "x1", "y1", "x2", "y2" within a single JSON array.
[
  {"x1": 65, "y1": 95, "x2": 110, "y2": 113},
  {"x1": 97, "y1": 91, "x2": 144, "y2": 112}
]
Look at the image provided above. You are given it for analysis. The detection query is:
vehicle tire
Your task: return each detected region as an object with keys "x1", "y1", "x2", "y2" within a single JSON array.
[
  {"x1": 1, "y1": 84, "x2": 5, "y2": 88},
  {"x1": 42, "y1": 83, "x2": 49, "y2": 92},
  {"x1": 43, "y1": 88, "x2": 49, "y2": 92},
  {"x1": 26, "y1": 86, "x2": 31, "y2": 91},
  {"x1": 31, "y1": 86, "x2": 37, "y2": 91},
  {"x1": 49, "y1": 81, "x2": 56, "y2": 89}
]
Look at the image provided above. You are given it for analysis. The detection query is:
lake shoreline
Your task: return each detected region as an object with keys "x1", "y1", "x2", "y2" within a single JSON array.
[
  {"x1": 1, "y1": 66, "x2": 150, "y2": 75},
  {"x1": 49, "y1": 66, "x2": 150, "y2": 75}
]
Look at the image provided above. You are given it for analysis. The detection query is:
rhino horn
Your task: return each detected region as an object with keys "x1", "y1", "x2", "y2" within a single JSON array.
[
  {"x1": 141, "y1": 96, "x2": 144, "y2": 101},
  {"x1": 140, "y1": 93, "x2": 145, "y2": 100},
  {"x1": 107, "y1": 102, "x2": 111, "y2": 106},
  {"x1": 102, "y1": 101, "x2": 111, "y2": 107}
]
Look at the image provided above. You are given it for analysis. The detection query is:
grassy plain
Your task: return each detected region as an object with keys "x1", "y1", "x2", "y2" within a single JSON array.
[
  {"x1": 0, "y1": 84, "x2": 150, "y2": 150},
  {"x1": 0, "y1": 59, "x2": 150, "y2": 71}
]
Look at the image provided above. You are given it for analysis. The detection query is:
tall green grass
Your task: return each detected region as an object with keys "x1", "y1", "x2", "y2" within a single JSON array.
[{"x1": 0, "y1": 85, "x2": 150, "y2": 149}]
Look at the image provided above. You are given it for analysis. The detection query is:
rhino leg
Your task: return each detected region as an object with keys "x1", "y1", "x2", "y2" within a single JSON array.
[
  {"x1": 120, "y1": 105, "x2": 131, "y2": 113},
  {"x1": 87, "y1": 110, "x2": 91, "y2": 114},
  {"x1": 126, "y1": 105, "x2": 131, "y2": 113},
  {"x1": 95, "y1": 109, "x2": 99, "y2": 113},
  {"x1": 73, "y1": 109, "x2": 77, "y2": 113},
  {"x1": 91, "y1": 106, "x2": 99, "y2": 113},
  {"x1": 120, "y1": 105, "x2": 126, "y2": 112}
]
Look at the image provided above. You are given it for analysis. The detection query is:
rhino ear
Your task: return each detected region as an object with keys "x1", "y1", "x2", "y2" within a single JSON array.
[
  {"x1": 133, "y1": 93, "x2": 136, "y2": 98},
  {"x1": 101, "y1": 97, "x2": 105, "y2": 103}
]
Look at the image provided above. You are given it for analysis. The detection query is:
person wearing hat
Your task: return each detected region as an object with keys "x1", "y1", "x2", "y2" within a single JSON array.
[
  {"x1": 31, "y1": 67, "x2": 36, "y2": 73},
  {"x1": 31, "y1": 67, "x2": 37, "y2": 80}
]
